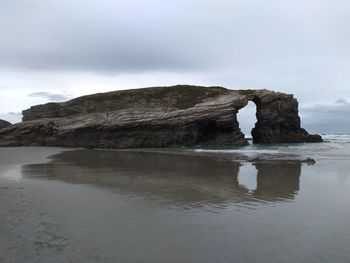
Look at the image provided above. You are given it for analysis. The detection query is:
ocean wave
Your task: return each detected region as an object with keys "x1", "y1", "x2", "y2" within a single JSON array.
[
  {"x1": 190, "y1": 134, "x2": 350, "y2": 160},
  {"x1": 194, "y1": 149, "x2": 280, "y2": 154}
]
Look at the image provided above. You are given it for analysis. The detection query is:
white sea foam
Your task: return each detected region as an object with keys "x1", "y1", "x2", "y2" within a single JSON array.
[
  {"x1": 194, "y1": 149, "x2": 280, "y2": 154},
  {"x1": 193, "y1": 134, "x2": 350, "y2": 160}
]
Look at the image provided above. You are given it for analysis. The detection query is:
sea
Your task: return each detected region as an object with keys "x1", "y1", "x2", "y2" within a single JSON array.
[
  {"x1": 1, "y1": 134, "x2": 350, "y2": 263},
  {"x1": 194, "y1": 134, "x2": 350, "y2": 160}
]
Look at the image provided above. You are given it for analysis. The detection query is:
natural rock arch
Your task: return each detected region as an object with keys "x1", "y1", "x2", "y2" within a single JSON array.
[
  {"x1": 241, "y1": 90, "x2": 321, "y2": 143},
  {"x1": 0, "y1": 85, "x2": 322, "y2": 147}
]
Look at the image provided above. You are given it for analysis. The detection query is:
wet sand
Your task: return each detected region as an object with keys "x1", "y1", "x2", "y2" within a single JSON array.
[{"x1": 1, "y1": 147, "x2": 350, "y2": 263}]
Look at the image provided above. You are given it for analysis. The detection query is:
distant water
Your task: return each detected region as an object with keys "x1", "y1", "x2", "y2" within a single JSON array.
[
  {"x1": 194, "y1": 133, "x2": 350, "y2": 160},
  {"x1": 1, "y1": 135, "x2": 350, "y2": 263}
]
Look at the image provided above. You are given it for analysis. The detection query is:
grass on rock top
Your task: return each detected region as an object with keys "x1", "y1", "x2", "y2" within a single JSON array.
[
  {"x1": 238, "y1": 89, "x2": 256, "y2": 95},
  {"x1": 144, "y1": 85, "x2": 227, "y2": 109},
  {"x1": 71, "y1": 85, "x2": 229, "y2": 109}
]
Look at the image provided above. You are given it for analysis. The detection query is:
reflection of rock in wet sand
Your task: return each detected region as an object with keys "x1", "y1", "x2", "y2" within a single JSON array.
[
  {"x1": 22, "y1": 150, "x2": 301, "y2": 205},
  {"x1": 253, "y1": 162, "x2": 301, "y2": 201}
]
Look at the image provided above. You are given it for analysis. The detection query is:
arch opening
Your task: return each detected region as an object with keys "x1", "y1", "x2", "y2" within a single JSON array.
[{"x1": 237, "y1": 101, "x2": 257, "y2": 141}]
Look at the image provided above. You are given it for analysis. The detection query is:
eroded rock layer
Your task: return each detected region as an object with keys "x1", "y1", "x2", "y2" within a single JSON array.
[
  {"x1": 0, "y1": 85, "x2": 322, "y2": 147},
  {"x1": 0, "y1": 120, "x2": 11, "y2": 129}
]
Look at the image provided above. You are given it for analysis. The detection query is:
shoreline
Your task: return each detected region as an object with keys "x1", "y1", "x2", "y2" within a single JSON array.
[
  {"x1": 1, "y1": 144, "x2": 350, "y2": 262},
  {"x1": 0, "y1": 145, "x2": 317, "y2": 165}
]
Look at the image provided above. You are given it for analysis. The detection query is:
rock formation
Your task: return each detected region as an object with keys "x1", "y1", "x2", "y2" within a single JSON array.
[
  {"x1": 0, "y1": 119, "x2": 11, "y2": 129},
  {"x1": 244, "y1": 91, "x2": 322, "y2": 143},
  {"x1": 0, "y1": 85, "x2": 322, "y2": 147}
]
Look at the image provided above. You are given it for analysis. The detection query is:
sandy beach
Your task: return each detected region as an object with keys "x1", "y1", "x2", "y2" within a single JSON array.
[{"x1": 1, "y1": 145, "x2": 350, "y2": 263}]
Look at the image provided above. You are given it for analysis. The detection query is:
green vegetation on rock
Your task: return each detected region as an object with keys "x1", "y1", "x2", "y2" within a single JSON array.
[
  {"x1": 74, "y1": 85, "x2": 228, "y2": 110},
  {"x1": 144, "y1": 85, "x2": 227, "y2": 109},
  {"x1": 238, "y1": 89, "x2": 256, "y2": 95}
]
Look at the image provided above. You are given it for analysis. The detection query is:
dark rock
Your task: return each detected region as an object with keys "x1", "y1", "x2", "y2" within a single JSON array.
[
  {"x1": 249, "y1": 158, "x2": 261, "y2": 163},
  {"x1": 248, "y1": 90, "x2": 323, "y2": 143},
  {"x1": 0, "y1": 85, "x2": 322, "y2": 148},
  {"x1": 0, "y1": 119, "x2": 11, "y2": 129},
  {"x1": 301, "y1": 158, "x2": 316, "y2": 165}
]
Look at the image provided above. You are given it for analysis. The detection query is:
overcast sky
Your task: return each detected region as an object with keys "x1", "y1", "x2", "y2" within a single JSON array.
[{"x1": 0, "y1": 0, "x2": 349, "y2": 134}]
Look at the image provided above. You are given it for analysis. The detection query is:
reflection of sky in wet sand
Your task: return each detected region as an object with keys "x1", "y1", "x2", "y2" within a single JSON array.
[
  {"x1": 22, "y1": 150, "x2": 301, "y2": 207},
  {"x1": 3, "y1": 147, "x2": 350, "y2": 263}
]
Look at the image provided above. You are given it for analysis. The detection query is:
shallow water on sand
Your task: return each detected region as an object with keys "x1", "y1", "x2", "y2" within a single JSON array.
[{"x1": 1, "y1": 139, "x2": 350, "y2": 263}]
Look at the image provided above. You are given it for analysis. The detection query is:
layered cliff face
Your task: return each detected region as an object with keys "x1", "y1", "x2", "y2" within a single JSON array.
[
  {"x1": 246, "y1": 90, "x2": 323, "y2": 143},
  {"x1": 0, "y1": 120, "x2": 11, "y2": 129},
  {"x1": 0, "y1": 85, "x2": 322, "y2": 147}
]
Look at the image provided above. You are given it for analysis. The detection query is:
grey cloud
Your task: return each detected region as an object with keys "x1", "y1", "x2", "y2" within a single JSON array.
[
  {"x1": 301, "y1": 99, "x2": 350, "y2": 133},
  {"x1": 28, "y1": 92, "x2": 70, "y2": 101},
  {"x1": 7, "y1": 111, "x2": 21, "y2": 116},
  {"x1": 0, "y1": 0, "x2": 349, "y2": 77},
  {"x1": 0, "y1": 0, "x2": 212, "y2": 72},
  {"x1": 335, "y1": 98, "x2": 349, "y2": 105}
]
